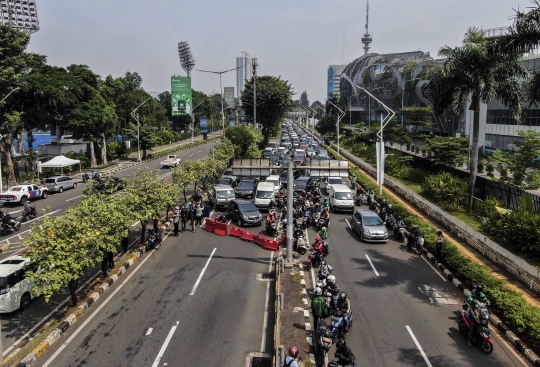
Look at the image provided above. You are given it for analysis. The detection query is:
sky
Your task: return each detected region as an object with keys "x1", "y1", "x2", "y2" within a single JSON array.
[{"x1": 27, "y1": 0, "x2": 533, "y2": 103}]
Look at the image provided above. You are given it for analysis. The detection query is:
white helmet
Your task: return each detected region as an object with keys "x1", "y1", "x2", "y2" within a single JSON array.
[
  {"x1": 314, "y1": 287, "x2": 322, "y2": 296},
  {"x1": 327, "y1": 275, "x2": 335, "y2": 284}
]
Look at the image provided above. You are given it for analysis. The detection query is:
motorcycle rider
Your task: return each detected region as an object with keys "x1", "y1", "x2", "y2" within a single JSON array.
[
  {"x1": 321, "y1": 208, "x2": 330, "y2": 227},
  {"x1": 318, "y1": 226, "x2": 328, "y2": 240},
  {"x1": 325, "y1": 275, "x2": 339, "y2": 309},
  {"x1": 380, "y1": 199, "x2": 388, "y2": 211},
  {"x1": 336, "y1": 292, "x2": 351, "y2": 333},
  {"x1": 266, "y1": 210, "x2": 276, "y2": 233},
  {"x1": 322, "y1": 198, "x2": 330, "y2": 210},
  {"x1": 312, "y1": 287, "x2": 329, "y2": 329},
  {"x1": 334, "y1": 338, "x2": 355, "y2": 366},
  {"x1": 284, "y1": 346, "x2": 300, "y2": 367},
  {"x1": 1, "y1": 211, "x2": 17, "y2": 231},
  {"x1": 386, "y1": 204, "x2": 395, "y2": 219},
  {"x1": 408, "y1": 225, "x2": 421, "y2": 249},
  {"x1": 318, "y1": 260, "x2": 333, "y2": 279},
  {"x1": 466, "y1": 285, "x2": 490, "y2": 347}
]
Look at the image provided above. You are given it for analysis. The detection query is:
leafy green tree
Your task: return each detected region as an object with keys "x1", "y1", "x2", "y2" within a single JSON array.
[
  {"x1": 424, "y1": 27, "x2": 527, "y2": 211},
  {"x1": 225, "y1": 124, "x2": 262, "y2": 157},
  {"x1": 156, "y1": 91, "x2": 172, "y2": 120},
  {"x1": 401, "y1": 106, "x2": 433, "y2": 127},
  {"x1": 124, "y1": 122, "x2": 158, "y2": 159},
  {"x1": 425, "y1": 136, "x2": 470, "y2": 166},
  {"x1": 241, "y1": 75, "x2": 293, "y2": 146},
  {"x1": 491, "y1": 130, "x2": 540, "y2": 189},
  {"x1": 316, "y1": 115, "x2": 337, "y2": 136},
  {"x1": 0, "y1": 112, "x2": 23, "y2": 186},
  {"x1": 300, "y1": 91, "x2": 309, "y2": 107}
]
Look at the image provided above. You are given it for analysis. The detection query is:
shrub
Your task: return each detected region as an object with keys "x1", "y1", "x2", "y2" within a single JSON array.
[
  {"x1": 65, "y1": 151, "x2": 91, "y2": 169},
  {"x1": 477, "y1": 161, "x2": 485, "y2": 173},
  {"x1": 106, "y1": 141, "x2": 127, "y2": 161},
  {"x1": 421, "y1": 171, "x2": 468, "y2": 211},
  {"x1": 415, "y1": 146, "x2": 420, "y2": 154},
  {"x1": 486, "y1": 163, "x2": 495, "y2": 176}
]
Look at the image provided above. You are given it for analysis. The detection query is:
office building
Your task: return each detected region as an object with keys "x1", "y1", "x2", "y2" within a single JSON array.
[
  {"x1": 236, "y1": 56, "x2": 253, "y2": 98},
  {"x1": 328, "y1": 64, "x2": 347, "y2": 99}
]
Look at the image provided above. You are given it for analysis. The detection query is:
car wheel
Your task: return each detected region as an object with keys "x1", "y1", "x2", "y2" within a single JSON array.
[
  {"x1": 239, "y1": 218, "x2": 245, "y2": 226},
  {"x1": 73, "y1": 182, "x2": 77, "y2": 188},
  {"x1": 59, "y1": 187, "x2": 64, "y2": 193},
  {"x1": 360, "y1": 232, "x2": 366, "y2": 242},
  {"x1": 20, "y1": 292, "x2": 31, "y2": 311},
  {"x1": 20, "y1": 197, "x2": 28, "y2": 206},
  {"x1": 42, "y1": 192, "x2": 48, "y2": 199}
]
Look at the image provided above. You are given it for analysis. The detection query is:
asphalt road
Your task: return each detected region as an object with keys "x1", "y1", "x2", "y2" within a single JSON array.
[
  {"x1": 0, "y1": 140, "x2": 216, "y2": 356},
  {"x1": 305, "y1": 180, "x2": 527, "y2": 366},
  {"x1": 33, "y1": 219, "x2": 275, "y2": 367}
]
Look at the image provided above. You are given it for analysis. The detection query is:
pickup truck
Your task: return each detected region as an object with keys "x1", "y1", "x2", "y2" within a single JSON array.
[
  {"x1": 160, "y1": 155, "x2": 181, "y2": 168},
  {"x1": 0, "y1": 184, "x2": 48, "y2": 206}
]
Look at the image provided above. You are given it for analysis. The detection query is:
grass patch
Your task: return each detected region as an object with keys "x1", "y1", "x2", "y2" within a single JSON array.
[
  {"x1": 448, "y1": 210, "x2": 482, "y2": 232},
  {"x1": 395, "y1": 178, "x2": 422, "y2": 194},
  {"x1": 292, "y1": 272, "x2": 302, "y2": 283}
]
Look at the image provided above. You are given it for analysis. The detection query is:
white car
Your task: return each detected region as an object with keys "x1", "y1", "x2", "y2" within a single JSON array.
[
  {"x1": 0, "y1": 255, "x2": 39, "y2": 313},
  {"x1": 160, "y1": 155, "x2": 181, "y2": 168},
  {"x1": 325, "y1": 177, "x2": 344, "y2": 195},
  {"x1": 0, "y1": 184, "x2": 48, "y2": 206}
]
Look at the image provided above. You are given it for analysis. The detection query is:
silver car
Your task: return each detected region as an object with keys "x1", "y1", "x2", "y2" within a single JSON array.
[
  {"x1": 44, "y1": 176, "x2": 77, "y2": 193},
  {"x1": 350, "y1": 209, "x2": 388, "y2": 243}
]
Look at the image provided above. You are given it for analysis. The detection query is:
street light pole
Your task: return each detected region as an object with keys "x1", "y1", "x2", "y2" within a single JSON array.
[
  {"x1": 131, "y1": 97, "x2": 152, "y2": 162},
  {"x1": 196, "y1": 67, "x2": 241, "y2": 137},
  {"x1": 326, "y1": 100, "x2": 345, "y2": 156}
]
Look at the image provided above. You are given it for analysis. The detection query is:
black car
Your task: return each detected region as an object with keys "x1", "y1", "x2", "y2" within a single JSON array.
[
  {"x1": 280, "y1": 169, "x2": 301, "y2": 188},
  {"x1": 234, "y1": 180, "x2": 256, "y2": 198},
  {"x1": 227, "y1": 199, "x2": 262, "y2": 226},
  {"x1": 294, "y1": 176, "x2": 310, "y2": 193},
  {"x1": 269, "y1": 154, "x2": 281, "y2": 166}
]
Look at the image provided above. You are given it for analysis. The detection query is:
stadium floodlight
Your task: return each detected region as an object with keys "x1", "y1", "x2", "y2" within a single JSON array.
[
  {"x1": 178, "y1": 41, "x2": 196, "y2": 77},
  {"x1": 0, "y1": 0, "x2": 40, "y2": 34}
]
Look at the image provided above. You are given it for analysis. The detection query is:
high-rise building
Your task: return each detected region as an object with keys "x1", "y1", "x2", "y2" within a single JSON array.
[
  {"x1": 224, "y1": 87, "x2": 235, "y2": 109},
  {"x1": 236, "y1": 56, "x2": 253, "y2": 98},
  {"x1": 0, "y1": 0, "x2": 40, "y2": 33},
  {"x1": 328, "y1": 65, "x2": 347, "y2": 99}
]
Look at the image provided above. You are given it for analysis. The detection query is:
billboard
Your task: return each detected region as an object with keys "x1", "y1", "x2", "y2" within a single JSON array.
[
  {"x1": 224, "y1": 87, "x2": 235, "y2": 109},
  {"x1": 200, "y1": 116, "x2": 208, "y2": 133},
  {"x1": 171, "y1": 76, "x2": 192, "y2": 116}
]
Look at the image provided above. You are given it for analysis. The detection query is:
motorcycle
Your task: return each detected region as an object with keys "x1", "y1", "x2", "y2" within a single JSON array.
[
  {"x1": 330, "y1": 310, "x2": 353, "y2": 341},
  {"x1": 147, "y1": 233, "x2": 160, "y2": 250},
  {"x1": 378, "y1": 207, "x2": 387, "y2": 222},
  {"x1": 367, "y1": 192, "x2": 375, "y2": 205},
  {"x1": 276, "y1": 196, "x2": 285, "y2": 209},
  {"x1": 354, "y1": 193, "x2": 364, "y2": 206},
  {"x1": 386, "y1": 214, "x2": 396, "y2": 228},
  {"x1": 302, "y1": 210, "x2": 311, "y2": 229},
  {"x1": 0, "y1": 214, "x2": 21, "y2": 236},
  {"x1": 407, "y1": 235, "x2": 423, "y2": 255},
  {"x1": 316, "y1": 319, "x2": 334, "y2": 357},
  {"x1": 368, "y1": 201, "x2": 377, "y2": 212},
  {"x1": 458, "y1": 300, "x2": 494, "y2": 354},
  {"x1": 214, "y1": 211, "x2": 228, "y2": 223},
  {"x1": 321, "y1": 240, "x2": 330, "y2": 257},
  {"x1": 266, "y1": 220, "x2": 278, "y2": 237},
  {"x1": 393, "y1": 223, "x2": 406, "y2": 243},
  {"x1": 81, "y1": 172, "x2": 90, "y2": 183},
  {"x1": 21, "y1": 206, "x2": 38, "y2": 222},
  {"x1": 307, "y1": 250, "x2": 323, "y2": 270}
]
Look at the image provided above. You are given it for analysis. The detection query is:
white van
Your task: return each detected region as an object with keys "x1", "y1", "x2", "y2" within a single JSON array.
[
  {"x1": 328, "y1": 184, "x2": 354, "y2": 213},
  {"x1": 254, "y1": 182, "x2": 275, "y2": 211},
  {"x1": 265, "y1": 175, "x2": 281, "y2": 195},
  {"x1": 0, "y1": 255, "x2": 38, "y2": 313}
]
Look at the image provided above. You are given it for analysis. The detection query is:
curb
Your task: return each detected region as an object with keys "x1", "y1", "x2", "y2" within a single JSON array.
[
  {"x1": 14, "y1": 251, "x2": 143, "y2": 367},
  {"x1": 422, "y1": 248, "x2": 540, "y2": 365},
  {"x1": 297, "y1": 262, "x2": 316, "y2": 365}
]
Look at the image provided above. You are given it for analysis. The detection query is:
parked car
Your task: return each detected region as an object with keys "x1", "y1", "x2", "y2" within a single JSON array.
[
  {"x1": 44, "y1": 176, "x2": 77, "y2": 193},
  {"x1": 208, "y1": 185, "x2": 236, "y2": 209},
  {"x1": 227, "y1": 199, "x2": 262, "y2": 226},
  {"x1": 0, "y1": 185, "x2": 48, "y2": 206},
  {"x1": 350, "y1": 209, "x2": 388, "y2": 243},
  {"x1": 0, "y1": 255, "x2": 39, "y2": 313},
  {"x1": 234, "y1": 180, "x2": 256, "y2": 198}
]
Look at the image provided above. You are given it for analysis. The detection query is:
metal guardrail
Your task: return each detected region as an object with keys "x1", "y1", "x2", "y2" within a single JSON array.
[{"x1": 305, "y1": 129, "x2": 540, "y2": 294}]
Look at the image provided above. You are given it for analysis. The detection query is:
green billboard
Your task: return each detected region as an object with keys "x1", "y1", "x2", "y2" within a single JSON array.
[{"x1": 171, "y1": 76, "x2": 192, "y2": 116}]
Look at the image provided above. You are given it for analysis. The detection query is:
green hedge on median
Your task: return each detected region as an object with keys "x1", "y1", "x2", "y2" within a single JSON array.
[{"x1": 326, "y1": 144, "x2": 540, "y2": 341}]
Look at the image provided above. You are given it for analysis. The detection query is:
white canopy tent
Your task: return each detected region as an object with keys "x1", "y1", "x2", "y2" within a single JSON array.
[{"x1": 37, "y1": 155, "x2": 81, "y2": 176}]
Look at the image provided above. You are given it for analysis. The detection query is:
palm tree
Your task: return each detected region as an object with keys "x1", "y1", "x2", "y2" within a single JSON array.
[
  {"x1": 424, "y1": 27, "x2": 527, "y2": 212},
  {"x1": 497, "y1": 1, "x2": 540, "y2": 103}
]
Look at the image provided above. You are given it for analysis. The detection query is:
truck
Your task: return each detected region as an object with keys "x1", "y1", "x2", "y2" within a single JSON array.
[
  {"x1": 0, "y1": 184, "x2": 48, "y2": 206},
  {"x1": 160, "y1": 155, "x2": 181, "y2": 168}
]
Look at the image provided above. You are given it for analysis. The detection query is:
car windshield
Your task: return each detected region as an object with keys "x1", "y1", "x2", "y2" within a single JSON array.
[
  {"x1": 256, "y1": 191, "x2": 273, "y2": 199},
  {"x1": 294, "y1": 155, "x2": 304, "y2": 160},
  {"x1": 280, "y1": 172, "x2": 288, "y2": 179},
  {"x1": 239, "y1": 203, "x2": 258, "y2": 212},
  {"x1": 363, "y1": 216, "x2": 384, "y2": 226},
  {"x1": 328, "y1": 178, "x2": 343, "y2": 185},
  {"x1": 217, "y1": 179, "x2": 231, "y2": 185},
  {"x1": 335, "y1": 192, "x2": 352, "y2": 200},
  {"x1": 266, "y1": 179, "x2": 278, "y2": 187},
  {"x1": 318, "y1": 151, "x2": 328, "y2": 157},
  {"x1": 224, "y1": 169, "x2": 233, "y2": 176},
  {"x1": 216, "y1": 190, "x2": 235, "y2": 199},
  {"x1": 238, "y1": 181, "x2": 254, "y2": 189}
]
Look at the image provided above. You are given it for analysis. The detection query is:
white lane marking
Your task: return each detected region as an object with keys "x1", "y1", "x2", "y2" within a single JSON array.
[
  {"x1": 406, "y1": 325, "x2": 433, "y2": 367},
  {"x1": 260, "y1": 251, "x2": 273, "y2": 352},
  {"x1": 420, "y1": 255, "x2": 447, "y2": 282},
  {"x1": 345, "y1": 219, "x2": 351, "y2": 229},
  {"x1": 151, "y1": 321, "x2": 179, "y2": 367},
  {"x1": 146, "y1": 327, "x2": 153, "y2": 336},
  {"x1": 65, "y1": 195, "x2": 84, "y2": 201},
  {"x1": 198, "y1": 150, "x2": 202, "y2": 152},
  {"x1": 187, "y1": 153, "x2": 193, "y2": 157},
  {"x1": 365, "y1": 254, "x2": 380, "y2": 276},
  {"x1": 41, "y1": 244, "x2": 157, "y2": 367},
  {"x1": 310, "y1": 266, "x2": 316, "y2": 290},
  {"x1": 23, "y1": 209, "x2": 61, "y2": 224},
  {"x1": 9, "y1": 209, "x2": 23, "y2": 214},
  {"x1": 190, "y1": 248, "x2": 217, "y2": 295},
  {"x1": 130, "y1": 220, "x2": 140, "y2": 227}
]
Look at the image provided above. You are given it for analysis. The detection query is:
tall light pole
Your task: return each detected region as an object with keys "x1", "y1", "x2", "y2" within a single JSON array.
[
  {"x1": 357, "y1": 86, "x2": 396, "y2": 194},
  {"x1": 242, "y1": 52, "x2": 258, "y2": 130},
  {"x1": 0, "y1": 87, "x2": 20, "y2": 194},
  {"x1": 401, "y1": 77, "x2": 420, "y2": 128},
  {"x1": 189, "y1": 102, "x2": 203, "y2": 143},
  {"x1": 326, "y1": 100, "x2": 345, "y2": 156},
  {"x1": 131, "y1": 97, "x2": 152, "y2": 162},
  {"x1": 196, "y1": 67, "x2": 241, "y2": 137}
]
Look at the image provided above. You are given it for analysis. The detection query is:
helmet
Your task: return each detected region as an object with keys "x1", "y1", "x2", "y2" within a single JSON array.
[
  {"x1": 327, "y1": 275, "x2": 335, "y2": 283},
  {"x1": 437, "y1": 231, "x2": 442, "y2": 236},
  {"x1": 412, "y1": 225, "x2": 418, "y2": 230},
  {"x1": 314, "y1": 287, "x2": 322, "y2": 296},
  {"x1": 289, "y1": 346, "x2": 299, "y2": 357},
  {"x1": 320, "y1": 260, "x2": 327, "y2": 266},
  {"x1": 388, "y1": 204, "x2": 393, "y2": 209},
  {"x1": 396, "y1": 215, "x2": 401, "y2": 220},
  {"x1": 175, "y1": 206, "x2": 180, "y2": 210},
  {"x1": 315, "y1": 236, "x2": 321, "y2": 242},
  {"x1": 475, "y1": 285, "x2": 484, "y2": 293},
  {"x1": 270, "y1": 209, "x2": 275, "y2": 215},
  {"x1": 314, "y1": 203, "x2": 320, "y2": 207},
  {"x1": 336, "y1": 338, "x2": 347, "y2": 349},
  {"x1": 322, "y1": 227, "x2": 327, "y2": 231},
  {"x1": 324, "y1": 198, "x2": 328, "y2": 202},
  {"x1": 339, "y1": 292, "x2": 347, "y2": 300},
  {"x1": 382, "y1": 199, "x2": 386, "y2": 203}
]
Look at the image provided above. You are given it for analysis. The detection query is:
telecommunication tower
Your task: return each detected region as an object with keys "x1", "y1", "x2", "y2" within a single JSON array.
[{"x1": 361, "y1": 0, "x2": 372, "y2": 55}]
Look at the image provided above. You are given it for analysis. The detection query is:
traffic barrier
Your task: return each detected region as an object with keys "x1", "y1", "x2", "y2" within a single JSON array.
[
  {"x1": 254, "y1": 234, "x2": 267, "y2": 247},
  {"x1": 205, "y1": 219, "x2": 215, "y2": 233},
  {"x1": 229, "y1": 227, "x2": 244, "y2": 238},
  {"x1": 263, "y1": 238, "x2": 280, "y2": 252},
  {"x1": 214, "y1": 222, "x2": 228, "y2": 236},
  {"x1": 241, "y1": 231, "x2": 255, "y2": 242}
]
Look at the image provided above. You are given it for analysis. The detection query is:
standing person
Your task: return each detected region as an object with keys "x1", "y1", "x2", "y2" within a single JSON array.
[
  {"x1": 196, "y1": 202, "x2": 203, "y2": 226},
  {"x1": 189, "y1": 202, "x2": 196, "y2": 232},
  {"x1": 283, "y1": 346, "x2": 300, "y2": 367},
  {"x1": 101, "y1": 249, "x2": 109, "y2": 278},
  {"x1": 121, "y1": 227, "x2": 129, "y2": 253},
  {"x1": 173, "y1": 206, "x2": 180, "y2": 236},
  {"x1": 312, "y1": 287, "x2": 329, "y2": 329},
  {"x1": 107, "y1": 247, "x2": 114, "y2": 269},
  {"x1": 436, "y1": 230, "x2": 444, "y2": 262},
  {"x1": 180, "y1": 205, "x2": 188, "y2": 232}
]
